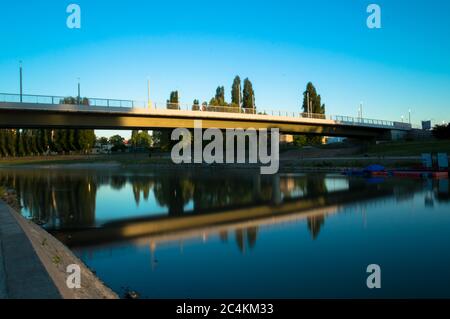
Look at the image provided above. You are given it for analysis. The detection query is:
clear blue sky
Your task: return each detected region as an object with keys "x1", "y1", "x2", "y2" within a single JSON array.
[{"x1": 1, "y1": 0, "x2": 449, "y2": 138}]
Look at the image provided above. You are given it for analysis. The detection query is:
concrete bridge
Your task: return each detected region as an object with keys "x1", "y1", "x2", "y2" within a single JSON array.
[{"x1": 0, "y1": 93, "x2": 412, "y2": 139}]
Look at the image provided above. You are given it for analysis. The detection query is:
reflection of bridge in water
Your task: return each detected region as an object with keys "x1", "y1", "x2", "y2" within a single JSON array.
[
  {"x1": 0, "y1": 168, "x2": 429, "y2": 250},
  {"x1": 51, "y1": 180, "x2": 403, "y2": 248}
]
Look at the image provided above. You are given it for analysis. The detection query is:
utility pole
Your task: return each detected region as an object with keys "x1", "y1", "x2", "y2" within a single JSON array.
[{"x1": 19, "y1": 61, "x2": 23, "y2": 102}]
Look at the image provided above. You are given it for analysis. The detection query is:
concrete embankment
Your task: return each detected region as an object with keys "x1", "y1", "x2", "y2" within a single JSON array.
[{"x1": 0, "y1": 198, "x2": 118, "y2": 299}]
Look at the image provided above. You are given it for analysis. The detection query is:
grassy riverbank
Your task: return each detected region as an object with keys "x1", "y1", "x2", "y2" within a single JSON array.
[
  {"x1": 1, "y1": 139, "x2": 448, "y2": 170},
  {"x1": 367, "y1": 140, "x2": 450, "y2": 156}
]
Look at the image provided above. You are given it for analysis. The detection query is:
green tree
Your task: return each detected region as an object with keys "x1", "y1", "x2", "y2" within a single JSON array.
[
  {"x1": 78, "y1": 130, "x2": 96, "y2": 153},
  {"x1": 54, "y1": 130, "x2": 68, "y2": 153},
  {"x1": 130, "y1": 131, "x2": 152, "y2": 148},
  {"x1": 109, "y1": 135, "x2": 124, "y2": 146},
  {"x1": 432, "y1": 124, "x2": 450, "y2": 139},
  {"x1": 67, "y1": 129, "x2": 76, "y2": 151},
  {"x1": 109, "y1": 135, "x2": 126, "y2": 152},
  {"x1": 56, "y1": 97, "x2": 92, "y2": 153},
  {"x1": 293, "y1": 135, "x2": 308, "y2": 147},
  {"x1": 302, "y1": 82, "x2": 325, "y2": 116},
  {"x1": 215, "y1": 86, "x2": 226, "y2": 106},
  {"x1": 209, "y1": 86, "x2": 226, "y2": 106},
  {"x1": 242, "y1": 78, "x2": 255, "y2": 110},
  {"x1": 192, "y1": 99, "x2": 200, "y2": 111},
  {"x1": 16, "y1": 130, "x2": 26, "y2": 157},
  {"x1": 0, "y1": 130, "x2": 7, "y2": 156},
  {"x1": 60, "y1": 96, "x2": 90, "y2": 106},
  {"x1": 36, "y1": 129, "x2": 49, "y2": 154},
  {"x1": 6, "y1": 130, "x2": 17, "y2": 156},
  {"x1": 231, "y1": 76, "x2": 241, "y2": 108},
  {"x1": 22, "y1": 129, "x2": 31, "y2": 155},
  {"x1": 167, "y1": 91, "x2": 180, "y2": 109},
  {"x1": 152, "y1": 130, "x2": 172, "y2": 151},
  {"x1": 301, "y1": 82, "x2": 326, "y2": 145}
]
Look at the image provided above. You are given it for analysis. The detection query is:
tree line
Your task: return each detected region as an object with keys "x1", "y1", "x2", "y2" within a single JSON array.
[
  {"x1": 433, "y1": 123, "x2": 450, "y2": 139},
  {"x1": 0, "y1": 97, "x2": 96, "y2": 157},
  {"x1": 164, "y1": 80, "x2": 326, "y2": 147},
  {"x1": 166, "y1": 76, "x2": 256, "y2": 111}
]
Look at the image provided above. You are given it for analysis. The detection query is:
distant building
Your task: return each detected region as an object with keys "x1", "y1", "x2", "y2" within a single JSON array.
[
  {"x1": 280, "y1": 134, "x2": 294, "y2": 144},
  {"x1": 422, "y1": 120, "x2": 432, "y2": 130},
  {"x1": 92, "y1": 143, "x2": 113, "y2": 155}
]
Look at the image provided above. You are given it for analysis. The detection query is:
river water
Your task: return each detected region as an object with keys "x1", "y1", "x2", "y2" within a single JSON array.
[{"x1": 1, "y1": 167, "x2": 449, "y2": 298}]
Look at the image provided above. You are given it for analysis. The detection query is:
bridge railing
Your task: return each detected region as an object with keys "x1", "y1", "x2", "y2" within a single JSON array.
[
  {"x1": 0, "y1": 92, "x2": 413, "y2": 130},
  {"x1": 331, "y1": 115, "x2": 395, "y2": 128},
  {"x1": 0, "y1": 92, "x2": 142, "y2": 109}
]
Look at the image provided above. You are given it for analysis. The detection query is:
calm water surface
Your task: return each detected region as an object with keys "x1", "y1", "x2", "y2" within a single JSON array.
[{"x1": 1, "y1": 167, "x2": 449, "y2": 298}]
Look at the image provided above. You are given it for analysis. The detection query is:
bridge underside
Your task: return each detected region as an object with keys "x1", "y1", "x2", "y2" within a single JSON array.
[{"x1": 0, "y1": 103, "x2": 390, "y2": 139}]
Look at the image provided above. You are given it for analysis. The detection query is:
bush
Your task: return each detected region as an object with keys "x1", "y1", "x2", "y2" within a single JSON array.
[{"x1": 432, "y1": 124, "x2": 450, "y2": 139}]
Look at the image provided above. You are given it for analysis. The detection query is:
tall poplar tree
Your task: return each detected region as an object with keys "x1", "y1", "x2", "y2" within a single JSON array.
[
  {"x1": 231, "y1": 76, "x2": 241, "y2": 108},
  {"x1": 242, "y1": 78, "x2": 255, "y2": 110}
]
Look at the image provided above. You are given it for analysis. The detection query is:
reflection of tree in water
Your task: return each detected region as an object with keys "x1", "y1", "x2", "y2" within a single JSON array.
[
  {"x1": 153, "y1": 176, "x2": 194, "y2": 215},
  {"x1": 235, "y1": 227, "x2": 259, "y2": 252},
  {"x1": 280, "y1": 175, "x2": 328, "y2": 199},
  {"x1": 152, "y1": 172, "x2": 269, "y2": 214},
  {"x1": 193, "y1": 176, "x2": 255, "y2": 211},
  {"x1": 307, "y1": 215, "x2": 325, "y2": 240},
  {"x1": 0, "y1": 169, "x2": 333, "y2": 242},
  {"x1": 306, "y1": 177, "x2": 328, "y2": 196},
  {"x1": 110, "y1": 175, "x2": 127, "y2": 191},
  {"x1": 131, "y1": 177, "x2": 154, "y2": 206},
  {"x1": 0, "y1": 171, "x2": 97, "y2": 228}
]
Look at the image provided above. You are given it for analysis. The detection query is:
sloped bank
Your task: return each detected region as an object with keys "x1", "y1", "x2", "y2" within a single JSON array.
[{"x1": 0, "y1": 188, "x2": 118, "y2": 299}]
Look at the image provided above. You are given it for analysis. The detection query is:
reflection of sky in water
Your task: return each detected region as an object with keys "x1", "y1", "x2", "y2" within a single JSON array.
[
  {"x1": 76, "y1": 190, "x2": 450, "y2": 298},
  {"x1": 325, "y1": 177, "x2": 349, "y2": 192},
  {"x1": 96, "y1": 183, "x2": 197, "y2": 225}
]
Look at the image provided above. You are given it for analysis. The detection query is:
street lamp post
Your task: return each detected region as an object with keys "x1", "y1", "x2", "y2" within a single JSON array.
[
  {"x1": 359, "y1": 102, "x2": 363, "y2": 120},
  {"x1": 19, "y1": 61, "x2": 23, "y2": 102}
]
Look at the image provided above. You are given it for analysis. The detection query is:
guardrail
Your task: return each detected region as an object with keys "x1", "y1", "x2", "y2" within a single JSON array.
[{"x1": 0, "y1": 92, "x2": 413, "y2": 130}]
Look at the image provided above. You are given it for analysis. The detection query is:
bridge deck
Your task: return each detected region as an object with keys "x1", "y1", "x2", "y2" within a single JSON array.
[{"x1": 0, "y1": 101, "x2": 411, "y2": 137}]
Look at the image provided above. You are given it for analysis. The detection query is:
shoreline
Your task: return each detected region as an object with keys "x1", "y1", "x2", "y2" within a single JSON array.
[
  {"x1": 0, "y1": 190, "x2": 118, "y2": 299},
  {"x1": 0, "y1": 154, "x2": 425, "y2": 172}
]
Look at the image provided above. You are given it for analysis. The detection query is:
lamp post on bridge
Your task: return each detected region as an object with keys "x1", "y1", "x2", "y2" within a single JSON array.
[
  {"x1": 19, "y1": 61, "x2": 23, "y2": 103},
  {"x1": 359, "y1": 102, "x2": 363, "y2": 121}
]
